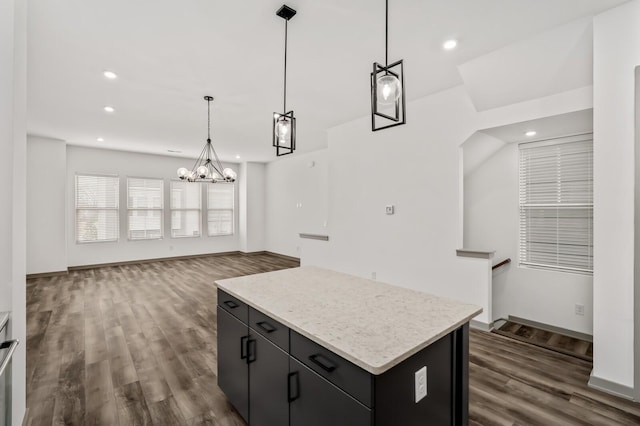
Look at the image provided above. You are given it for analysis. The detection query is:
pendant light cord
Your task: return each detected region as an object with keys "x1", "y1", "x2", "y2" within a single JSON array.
[
  {"x1": 284, "y1": 19, "x2": 288, "y2": 113},
  {"x1": 207, "y1": 98, "x2": 211, "y2": 141},
  {"x1": 385, "y1": 0, "x2": 388, "y2": 66}
]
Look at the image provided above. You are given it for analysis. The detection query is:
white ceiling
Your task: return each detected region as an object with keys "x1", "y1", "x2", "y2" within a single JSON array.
[
  {"x1": 480, "y1": 109, "x2": 593, "y2": 143},
  {"x1": 459, "y1": 17, "x2": 594, "y2": 111},
  {"x1": 27, "y1": 0, "x2": 626, "y2": 163},
  {"x1": 463, "y1": 109, "x2": 593, "y2": 176}
]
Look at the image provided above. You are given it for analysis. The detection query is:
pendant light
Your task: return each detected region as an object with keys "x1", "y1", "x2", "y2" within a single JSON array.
[
  {"x1": 176, "y1": 96, "x2": 237, "y2": 183},
  {"x1": 273, "y1": 4, "x2": 297, "y2": 156},
  {"x1": 371, "y1": 0, "x2": 406, "y2": 131}
]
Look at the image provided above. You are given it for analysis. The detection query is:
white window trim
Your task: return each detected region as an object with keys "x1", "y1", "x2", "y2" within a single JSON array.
[
  {"x1": 75, "y1": 173, "x2": 120, "y2": 244},
  {"x1": 170, "y1": 180, "x2": 202, "y2": 239},
  {"x1": 518, "y1": 133, "x2": 593, "y2": 275},
  {"x1": 207, "y1": 183, "x2": 235, "y2": 237},
  {"x1": 127, "y1": 176, "x2": 164, "y2": 241}
]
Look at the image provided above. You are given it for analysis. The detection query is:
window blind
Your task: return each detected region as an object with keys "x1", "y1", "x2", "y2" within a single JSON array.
[
  {"x1": 207, "y1": 183, "x2": 234, "y2": 236},
  {"x1": 127, "y1": 177, "x2": 164, "y2": 240},
  {"x1": 75, "y1": 174, "x2": 119, "y2": 243},
  {"x1": 519, "y1": 136, "x2": 593, "y2": 273},
  {"x1": 170, "y1": 181, "x2": 201, "y2": 238}
]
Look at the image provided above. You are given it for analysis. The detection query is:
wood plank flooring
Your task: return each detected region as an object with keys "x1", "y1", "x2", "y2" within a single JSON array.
[
  {"x1": 25, "y1": 253, "x2": 298, "y2": 425},
  {"x1": 25, "y1": 253, "x2": 640, "y2": 425},
  {"x1": 494, "y1": 320, "x2": 593, "y2": 361}
]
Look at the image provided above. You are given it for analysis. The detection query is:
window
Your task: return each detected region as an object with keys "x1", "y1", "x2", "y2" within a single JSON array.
[
  {"x1": 519, "y1": 136, "x2": 593, "y2": 273},
  {"x1": 75, "y1": 174, "x2": 119, "y2": 243},
  {"x1": 127, "y1": 177, "x2": 163, "y2": 240},
  {"x1": 170, "y1": 181, "x2": 201, "y2": 238},
  {"x1": 207, "y1": 183, "x2": 234, "y2": 236}
]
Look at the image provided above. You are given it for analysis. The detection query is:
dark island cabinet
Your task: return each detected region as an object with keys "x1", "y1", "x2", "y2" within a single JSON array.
[
  {"x1": 289, "y1": 358, "x2": 372, "y2": 426},
  {"x1": 217, "y1": 307, "x2": 249, "y2": 421},
  {"x1": 217, "y1": 289, "x2": 469, "y2": 426},
  {"x1": 249, "y1": 332, "x2": 289, "y2": 426}
]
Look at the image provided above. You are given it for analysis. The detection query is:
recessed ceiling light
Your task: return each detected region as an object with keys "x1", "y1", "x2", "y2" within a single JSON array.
[
  {"x1": 103, "y1": 71, "x2": 118, "y2": 79},
  {"x1": 443, "y1": 39, "x2": 458, "y2": 50},
  {"x1": 96, "y1": 137, "x2": 104, "y2": 142},
  {"x1": 235, "y1": 155, "x2": 241, "y2": 159},
  {"x1": 525, "y1": 131, "x2": 537, "y2": 137},
  {"x1": 103, "y1": 106, "x2": 115, "y2": 113}
]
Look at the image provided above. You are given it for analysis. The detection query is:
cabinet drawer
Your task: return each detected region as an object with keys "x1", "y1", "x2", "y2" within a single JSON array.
[
  {"x1": 249, "y1": 307, "x2": 289, "y2": 352},
  {"x1": 289, "y1": 358, "x2": 372, "y2": 426},
  {"x1": 290, "y1": 331, "x2": 372, "y2": 408},
  {"x1": 218, "y1": 289, "x2": 248, "y2": 324}
]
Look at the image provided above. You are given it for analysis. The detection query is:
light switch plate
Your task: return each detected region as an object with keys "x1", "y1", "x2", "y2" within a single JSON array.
[
  {"x1": 386, "y1": 205, "x2": 395, "y2": 215},
  {"x1": 415, "y1": 366, "x2": 427, "y2": 403}
]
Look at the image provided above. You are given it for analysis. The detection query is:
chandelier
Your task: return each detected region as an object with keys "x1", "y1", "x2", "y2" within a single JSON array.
[
  {"x1": 371, "y1": 0, "x2": 406, "y2": 131},
  {"x1": 177, "y1": 96, "x2": 237, "y2": 182}
]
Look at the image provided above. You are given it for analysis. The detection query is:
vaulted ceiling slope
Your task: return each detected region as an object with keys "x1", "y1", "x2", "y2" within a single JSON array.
[{"x1": 27, "y1": 0, "x2": 627, "y2": 162}]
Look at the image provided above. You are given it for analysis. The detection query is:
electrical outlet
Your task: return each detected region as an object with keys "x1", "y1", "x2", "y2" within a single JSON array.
[
  {"x1": 371, "y1": 272, "x2": 376, "y2": 280},
  {"x1": 415, "y1": 366, "x2": 427, "y2": 403},
  {"x1": 386, "y1": 205, "x2": 395, "y2": 215},
  {"x1": 575, "y1": 303, "x2": 585, "y2": 316}
]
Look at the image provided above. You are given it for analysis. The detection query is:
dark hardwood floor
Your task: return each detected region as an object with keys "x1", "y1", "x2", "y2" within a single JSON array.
[{"x1": 25, "y1": 253, "x2": 640, "y2": 425}]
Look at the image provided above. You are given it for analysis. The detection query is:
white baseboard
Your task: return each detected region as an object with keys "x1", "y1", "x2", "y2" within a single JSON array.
[
  {"x1": 470, "y1": 319, "x2": 493, "y2": 332},
  {"x1": 588, "y1": 373, "x2": 635, "y2": 400}
]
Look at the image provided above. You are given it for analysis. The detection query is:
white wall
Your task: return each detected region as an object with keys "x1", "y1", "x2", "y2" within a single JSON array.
[
  {"x1": 592, "y1": 0, "x2": 640, "y2": 394},
  {"x1": 0, "y1": 0, "x2": 16, "y2": 313},
  {"x1": 27, "y1": 136, "x2": 67, "y2": 274},
  {"x1": 238, "y1": 162, "x2": 265, "y2": 253},
  {"x1": 66, "y1": 146, "x2": 240, "y2": 267},
  {"x1": 309, "y1": 86, "x2": 494, "y2": 323},
  {"x1": 1, "y1": 0, "x2": 27, "y2": 423},
  {"x1": 265, "y1": 149, "x2": 329, "y2": 258},
  {"x1": 464, "y1": 143, "x2": 593, "y2": 334}
]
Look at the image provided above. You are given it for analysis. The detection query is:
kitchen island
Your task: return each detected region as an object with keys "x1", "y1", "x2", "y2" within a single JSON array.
[{"x1": 216, "y1": 266, "x2": 481, "y2": 426}]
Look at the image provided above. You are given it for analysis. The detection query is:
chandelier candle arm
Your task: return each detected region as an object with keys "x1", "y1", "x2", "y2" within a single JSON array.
[{"x1": 176, "y1": 96, "x2": 237, "y2": 183}]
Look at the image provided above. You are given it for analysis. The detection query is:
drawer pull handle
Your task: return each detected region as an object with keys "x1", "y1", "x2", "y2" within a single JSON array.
[
  {"x1": 224, "y1": 300, "x2": 239, "y2": 309},
  {"x1": 309, "y1": 353, "x2": 337, "y2": 373},
  {"x1": 256, "y1": 321, "x2": 277, "y2": 333},
  {"x1": 247, "y1": 339, "x2": 257, "y2": 364},
  {"x1": 288, "y1": 371, "x2": 300, "y2": 402},
  {"x1": 240, "y1": 336, "x2": 249, "y2": 360}
]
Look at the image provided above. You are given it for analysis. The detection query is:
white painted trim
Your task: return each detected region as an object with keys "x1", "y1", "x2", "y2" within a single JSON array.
[
  {"x1": 456, "y1": 249, "x2": 495, "y2": 259},
  {"x1": 470, "y1": 319, "x2": 493, "y2": 332},
  {"x1": 588, "y1": 373, "x2": 635, "y2": 401}
]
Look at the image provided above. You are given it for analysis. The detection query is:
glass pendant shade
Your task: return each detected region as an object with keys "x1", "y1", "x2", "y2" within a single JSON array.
[
  {"x1": 223, "y1": 168, "x2": 237, "y2": 181},
  {"x1": 177, "y1": 167, "x2": 189, "y2": 179},
  {"x1": 376, "y1": 74, "x2": 402, "y2": 105},
  {"x1": 275, "y1": 117, "x2": 291, "y2": 142},
  {"x1": 196, "y1": 166, "x2": 209, "y2": 179},
  {"x1": 272, "y1": 111, "x2": 296, "y2": 154}
]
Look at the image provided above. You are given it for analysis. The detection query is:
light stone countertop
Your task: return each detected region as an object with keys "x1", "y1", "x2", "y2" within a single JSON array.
[{"x1": 216, "y1": 266, "x2": 482, "y2": 375}]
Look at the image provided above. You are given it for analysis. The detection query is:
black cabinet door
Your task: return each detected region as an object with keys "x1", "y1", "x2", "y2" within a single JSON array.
[
  {"x1": 249, "y1": 332, "x2": 289, "y2": 426},
  {"x1": 289, "y1": 358, "x2": 372, "y2": 426},
  {"x1": 217, "y1": 307, "x2": 249, "y2": 422}
]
